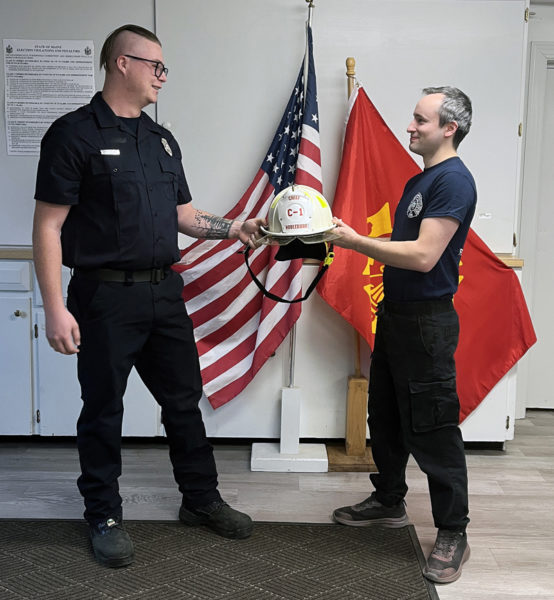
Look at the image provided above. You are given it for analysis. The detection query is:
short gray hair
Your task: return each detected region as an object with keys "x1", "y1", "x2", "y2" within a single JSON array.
[{"x1": 422, "y1": 86, "x2": 472, "y2": 149}]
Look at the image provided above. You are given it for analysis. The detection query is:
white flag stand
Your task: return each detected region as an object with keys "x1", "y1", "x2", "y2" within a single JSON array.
[
  {"x1": 250, "y1": 0, "x2": 327, "y2": 472},
  {"x1": 250, "y1": 323, "x2": 328, "y2": 472}
]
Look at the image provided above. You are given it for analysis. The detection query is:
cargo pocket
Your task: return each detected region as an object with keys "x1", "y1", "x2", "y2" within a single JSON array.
[{"x1": 409, "y1": 378, "x2": 460, "y2": 433}]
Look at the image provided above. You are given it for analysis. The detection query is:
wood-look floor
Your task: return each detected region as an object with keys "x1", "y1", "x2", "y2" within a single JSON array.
[{"x1": 1, "y1": 409, "x2": 553, "y2": 600}]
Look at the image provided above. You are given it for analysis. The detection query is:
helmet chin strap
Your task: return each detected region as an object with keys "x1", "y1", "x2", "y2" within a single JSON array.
[
  {"x1": 242, "y1": 243, "x2": 334, "y2": 304},
  {"x1": 246, "y1": 184, "x2": 336, "y2": 302}
]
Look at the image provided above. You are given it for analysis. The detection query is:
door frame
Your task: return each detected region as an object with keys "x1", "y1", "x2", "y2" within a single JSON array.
[{"x1": 517, "y1": 42, "x2": 554, "y2": 413}]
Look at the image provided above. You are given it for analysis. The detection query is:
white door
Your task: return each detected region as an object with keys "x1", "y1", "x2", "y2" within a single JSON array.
[
  {"x1": 34, "y1": 309, "x2": 162, "y2": 436},
  {"x1": 0, "y1": 296, "x2": 33, "y2": 434},
  {"x1": 520, "y1": 46, "x2": 554, "y2": 409}
]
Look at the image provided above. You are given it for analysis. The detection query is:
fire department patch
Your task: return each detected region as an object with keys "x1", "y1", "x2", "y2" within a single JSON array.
[{"x1": 407, "y1": 193, "x2": 423, "y2": 218}]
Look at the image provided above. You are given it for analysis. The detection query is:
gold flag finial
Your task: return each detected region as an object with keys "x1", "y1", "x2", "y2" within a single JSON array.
[{"x1": 346, "y1": 57, "x2": 356, "y2": 99}]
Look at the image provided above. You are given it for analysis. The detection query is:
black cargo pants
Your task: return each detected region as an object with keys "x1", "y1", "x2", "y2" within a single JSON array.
[{"x1": 368, "y1": 299, "x2": 469, "y2": 532}]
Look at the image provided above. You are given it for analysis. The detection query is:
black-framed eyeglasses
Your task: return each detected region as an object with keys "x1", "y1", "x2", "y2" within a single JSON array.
[{"x1": 123, "y1": 54, "x2": 168, "y2": 79}]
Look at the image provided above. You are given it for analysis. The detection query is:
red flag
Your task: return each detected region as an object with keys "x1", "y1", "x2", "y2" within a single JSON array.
[
  {"x1": 173, "y1": 26, "x2": 321, "y2": 409},
  {"x1": 318, "y1": 86, "x2": 536, "y2": 421},
  {"x1": 455, "y1": 231, "x2": 536, "y2": 420},
  {"x1": 318, "y1": 86, "x2": 420, "y2": 348}
]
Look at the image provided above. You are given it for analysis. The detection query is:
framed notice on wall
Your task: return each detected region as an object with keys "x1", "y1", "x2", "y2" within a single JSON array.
[{"x1": 3, "y1": 39, "x2": 95, "y2": 155}]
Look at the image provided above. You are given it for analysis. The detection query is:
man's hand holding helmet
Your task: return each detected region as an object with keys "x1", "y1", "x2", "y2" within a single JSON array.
[
  {"x1": 230, "y1": 217, "x2": 268, "y2": 248},
  {"x1": 330, "y1": 217, "x2": 361, "y2": 250}
]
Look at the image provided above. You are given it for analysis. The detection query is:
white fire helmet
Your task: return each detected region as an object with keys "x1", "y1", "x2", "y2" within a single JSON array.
[
  {"x1": 259, "y1": 184, "x2": 337, "y2": 246},
  {"x1": 243, "y1": 184, "x2": 336, "y2": 303}
]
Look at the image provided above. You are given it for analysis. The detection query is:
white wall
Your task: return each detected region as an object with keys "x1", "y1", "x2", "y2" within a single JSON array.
[
  {"x1": 0, "y1": 0, "x2": 532, "y2": 438},
  {"x1": 155, "y1": 0, "x2": 529, "y2": 436},
  {"x1": 0, "y1": 0, "x2": 155, "y2": 247},
  {"x1": 1, "y1": 0, "x2": 528, "y2": 252},
  {"x1": 157, "y1": 0, "x2": 528, "y2": 255}
]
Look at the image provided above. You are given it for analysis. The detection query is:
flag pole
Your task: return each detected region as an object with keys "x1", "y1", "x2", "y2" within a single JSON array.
[
  {"x1": 306, "y1": 0, "x2": 314, "y2": 25},
  {"x1": 278, "y1": 0, "x2": 326, "y2": 466},
  {"x1": 346, "y1": 56, "x2": 363, "y2": 380},
  {"x1": 288, "y1": 324, "x2": 296, "y2": 387},
  {"x1": 287, "y1": 0, "x2": 314, "y2": 391},
  {"x1": 326, "y1": 57, "x2": 374, "y2": 472},
  {"x1": 285, "y1": 0, "x2": 314, "y2": 389},
  {"x1": 286, "y1": 0, "x2": 313, "y2": 391},
  {"x1": 251, "y1": 0, "x2": 328, "y2": 473}
]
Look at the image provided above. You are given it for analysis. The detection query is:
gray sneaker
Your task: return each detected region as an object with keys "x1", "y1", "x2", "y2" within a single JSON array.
[
  {"x1": 423, "y1": 529, "x2": 470, "y2": 584},
  {"x1": 333, "y1": 492, "x2": 409, "y2": 528},
  {"x1": 89, "y1": 517, "x2": 134, "y2": 568},
  {"x1": 179, "y1": 500, "x2": 253, "y2": 539}
]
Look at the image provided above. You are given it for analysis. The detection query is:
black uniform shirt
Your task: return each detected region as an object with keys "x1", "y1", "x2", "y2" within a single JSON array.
[{"x1": 35, "y1": 92, "x2": 192, "y2": 270}]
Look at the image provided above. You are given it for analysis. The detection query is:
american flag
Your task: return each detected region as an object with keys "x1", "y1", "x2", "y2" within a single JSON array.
[{"x1": 173, "y1": 25, "x2": 322, "y2": 409}]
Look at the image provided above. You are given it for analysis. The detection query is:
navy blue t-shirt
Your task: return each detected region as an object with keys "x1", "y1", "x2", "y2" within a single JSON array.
[{"x1": 383, "y1": 156, "x2": 477, "y2": 301}]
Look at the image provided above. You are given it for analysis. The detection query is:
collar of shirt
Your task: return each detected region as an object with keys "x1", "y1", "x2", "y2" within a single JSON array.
[{"x1": 90, "y1": 92, "x2": 160, "y2": 140}]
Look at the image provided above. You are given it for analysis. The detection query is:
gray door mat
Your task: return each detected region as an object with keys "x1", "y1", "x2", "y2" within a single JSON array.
[{"x1": 0, "y1": 520, "x2": 439, "y2": 600}]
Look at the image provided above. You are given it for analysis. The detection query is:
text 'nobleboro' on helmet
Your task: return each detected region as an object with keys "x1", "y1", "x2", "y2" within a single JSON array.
[{"x1": 259, "y1": 184, "x2": 337, "y2": 246}]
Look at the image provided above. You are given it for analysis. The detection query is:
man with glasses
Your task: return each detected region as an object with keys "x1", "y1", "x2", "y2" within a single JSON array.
[
  {"x1": 122, "y1": 54, "x2": 169, "y2": 79},
  {"x1": 33, "y1": 24, "x2": 262, "y2": 568}
]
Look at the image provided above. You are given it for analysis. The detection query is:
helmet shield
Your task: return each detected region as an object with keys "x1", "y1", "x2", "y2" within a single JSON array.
[{"x1": 274, "y1": 238, "x2": 330, "y2": 262}]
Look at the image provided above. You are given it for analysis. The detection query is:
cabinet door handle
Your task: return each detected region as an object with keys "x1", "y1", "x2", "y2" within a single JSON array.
[{"x1": 14, "y1": 310, "x2": 22, "y2": 317}]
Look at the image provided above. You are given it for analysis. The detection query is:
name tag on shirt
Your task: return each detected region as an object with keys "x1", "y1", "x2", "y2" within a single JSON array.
[{"x1": 100, "y1": 149, "x2": 120, "y2": 156}]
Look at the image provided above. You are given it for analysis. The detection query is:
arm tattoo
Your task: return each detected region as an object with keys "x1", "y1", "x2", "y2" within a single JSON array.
[{"x1": 193, "y1": 211, "x2": 233, "y2": 239}]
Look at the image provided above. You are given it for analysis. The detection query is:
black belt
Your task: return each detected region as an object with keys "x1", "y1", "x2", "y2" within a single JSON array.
[
  {"x1": 73, "y1": 267, "x2": 170, "y2": 284},
  {"x1": 381, "y1": 298, "x2": 453, "y2": 316}
]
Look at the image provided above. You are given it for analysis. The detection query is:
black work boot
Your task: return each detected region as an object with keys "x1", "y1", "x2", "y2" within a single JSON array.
[
  {"x1": 89, "y1": 517, "x2": 134, "y2": 568},
  {"x1": 333, "y1": 492, "x2": 409, "y2": 528},
  {"x1": 423, "y1": 529, "x2": 470, "y2": 583},
  {"x1": 179, "y1": 500, "x2": 253, "y2": 539}
]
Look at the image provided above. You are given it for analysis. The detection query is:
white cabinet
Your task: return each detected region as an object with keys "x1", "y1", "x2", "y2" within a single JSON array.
[
  {"x1": 33, "y1": 308, "x2": 80, "y2": 435},
  {"x1": 0, "y1": 258, "x2": 162, "y2": 436},
  {"x1": 0, "y1": 295, "x2": 33, "y2": 434},
  {"x1": 32, "y1": 265, "x2": 162, "y2": 436},
  {"x1": 0, "y1": 261, "x2": 34, "y2": 435},
  {"x1": 460, "y1": 367, "x2": 516, "y2": 443},
  {"x1": 0, "y1": 256, "x2": 521, "y2": 443},
  {"x1": 33, "y1": 309, "x2": 162, "y2": 438}
]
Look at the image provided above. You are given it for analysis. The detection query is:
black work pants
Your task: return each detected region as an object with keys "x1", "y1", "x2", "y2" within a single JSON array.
[
  {"x1": 368, "y1": 299, "x2": 469, "y2": 532},
  {"x1": 67, "y1": 270, "x2": 220, "y2": 524}
]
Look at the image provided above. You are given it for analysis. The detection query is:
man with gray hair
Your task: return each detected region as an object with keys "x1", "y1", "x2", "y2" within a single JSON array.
[{"x1": 331, "y1": 87, "x2": 475, "y2": 584}]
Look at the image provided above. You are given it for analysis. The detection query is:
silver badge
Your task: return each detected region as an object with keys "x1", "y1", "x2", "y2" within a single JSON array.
[
  {"x1": 407, "y1": 192, "x2": 423, "y2": 218},
  {"x1": 161, "y1": 138, "x2": 173, "y2": 156}
]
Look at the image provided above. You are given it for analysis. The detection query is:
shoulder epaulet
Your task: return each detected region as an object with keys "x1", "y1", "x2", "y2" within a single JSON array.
[{"x1": 141, "y1": 111, "x2": 168, "y2": 136}]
